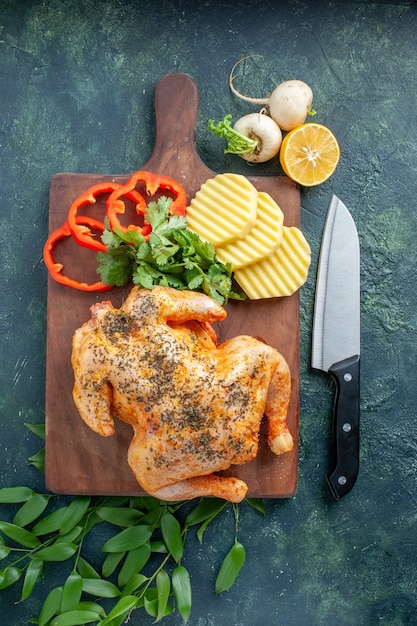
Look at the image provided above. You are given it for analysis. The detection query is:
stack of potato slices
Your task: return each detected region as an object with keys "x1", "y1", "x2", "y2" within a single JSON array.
[{"x1": 186, "y1": 173, "x2": 311, "y2": 299}]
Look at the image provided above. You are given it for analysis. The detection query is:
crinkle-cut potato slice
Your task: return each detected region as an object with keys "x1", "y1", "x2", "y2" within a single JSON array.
[
  {"x1": 186, "y1": 173, "x2": 258, "y2": 246},
  {"x1": 215, "y1": 192, "x2": 284, "y2": 271},
  {"x1": 234, "y1": 225, "x2": 311, "y2": 299}
]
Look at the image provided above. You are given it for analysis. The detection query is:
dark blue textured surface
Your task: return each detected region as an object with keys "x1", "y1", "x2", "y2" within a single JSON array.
[{"x1": 1, "y1": 1, "x2": 416, "y2": 624}]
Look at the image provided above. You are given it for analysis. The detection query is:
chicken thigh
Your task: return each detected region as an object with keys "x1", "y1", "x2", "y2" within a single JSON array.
[{"x1": 72, "y1": 286, "x2": 293, "y2": 503}]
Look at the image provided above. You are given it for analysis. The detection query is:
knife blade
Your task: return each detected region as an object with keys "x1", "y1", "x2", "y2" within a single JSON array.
[{"x1": 311, "y1": 195, "x2": 360, "y2": 499}]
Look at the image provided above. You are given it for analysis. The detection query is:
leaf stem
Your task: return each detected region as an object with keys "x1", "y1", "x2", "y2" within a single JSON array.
[{"x1": 233, "y1": 503, "x2": 240, "y2": 536}]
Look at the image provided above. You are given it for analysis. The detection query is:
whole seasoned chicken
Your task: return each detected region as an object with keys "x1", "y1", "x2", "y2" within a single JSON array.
[{"x1": 72, "y1": 286, "x2": 293, "y2": 503}]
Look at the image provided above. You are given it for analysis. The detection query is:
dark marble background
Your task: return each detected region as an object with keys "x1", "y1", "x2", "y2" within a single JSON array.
[{"x1": 0, "y1": 0, "x2": 416, "y2": 624}]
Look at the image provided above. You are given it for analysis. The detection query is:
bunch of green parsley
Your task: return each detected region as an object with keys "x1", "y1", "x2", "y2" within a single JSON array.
[{"x1": 96, "y1": 196, "x2": 245, "y2": 306}]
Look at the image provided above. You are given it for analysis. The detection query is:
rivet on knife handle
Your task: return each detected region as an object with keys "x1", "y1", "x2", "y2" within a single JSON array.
[{"x1": 327, "y1": 354, "x2": 360, "y2": 499}]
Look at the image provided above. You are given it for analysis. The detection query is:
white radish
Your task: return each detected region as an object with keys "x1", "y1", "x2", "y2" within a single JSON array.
[
  {"x1": 229, "y1": 57, "x2": 314, "y2": 131},
  {"x1": 208, "y1": 112, "x2": 282, "y2": 163},
  {"x1": 265, "y1": 80, "x2": 313, "y2": 131},
  {"x1": 233, "y1": 112, "x2": 282, "y2": 162}
]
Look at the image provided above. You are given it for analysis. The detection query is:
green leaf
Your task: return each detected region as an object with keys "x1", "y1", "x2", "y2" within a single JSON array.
[
  {"x1": 134, "y1": 263, "x2": 156, "y2": 288},
  {"x1": 102, "y1": 524, "x2": 152, "y2": 553},
  {"x1": 61, "y1": 572, "x2": 83, "y2": 613},
  {"x1": 143, "y1": 588, "x2": 173, "y2": 620},
  {"x1": 140, "y1": 506, "x2": 164, "y2": 527},
  {"x1": 102, "y1": 551, "x2": 125, "y2": 578},
  {"x1": 13, "y1": 494, "x2": 50, "y2": 527},
  {"x1": 55, "y1": 525, "x2": 83, "y2": 544},
  {"x1": 96, "y1": 506, "x2": 142, "y2": 527},
  {"x1": 245, "y1": 498, "x2": 266, "y2": 515},
  {"x1": 102, "y1": 495, "x2": 131, "y2": 508},
  {"x1": 184, "y1": 498, "x2": 228, "y2": 527},
  {"x1": 146, "y1": 197, "x2": 172, "y2": 230},
  {"x1": 117, "y1": 542, "x2": 151, "y2": 587},
  {"x1": 151, "y1": 539, "x2": 168, "y2": 553},
  {"x1": 215, "y1": 538, "x2": 246, "y2": 594},
  {"x1": 196, "y1": 513, "x2": 219, "y2": 544},
  {"x1": 38, "y1": 586, "x2": 63, "y2": 626},
  {"x1": 0, "y1": 521, "x2": 41, "y2": 548},
  {"x1": 21, "y1": 559, "x2": 43, "y2": 601},
  {"x1": 0, "y1": 566, "x2": 21, "y2": 590},
  {"x1": 172, "y1": 564, "x2": 192, "y2": 623},
  {"x1": 101, "y1": 225, "x2": 122, "y2": 247},
  {"x1": 100, "y1": 595, "x2": 138, "y2": 625},
  {"x1": 28, "y1": 447, "x2": 45, "y2": 473},
  {"x1": 156, "y1": 569, "x2": 171, "y2": 622},
  {"x1": 0, "y1": 543, "x2": 10, "y2": 560},
  {"x1": 131, "y1": 496, "x2": 160, "y2": 512},
  {"x1": 74, "y1": 601, "x2": 106, "y2": 617},
  {"x1": 76, "y1": 556, "x2": 101, "y2": 580},
  {"x1": 96, "y1": 249, "x2": 134, "y2": 286},
  {"x1": 160, "y1": 511, "x2": 184, "y2": 562},
  {"x1": 134, "y1": 239, "x2": 152, "y2": 261},
  {"x1": 121, "y1": 573, "x2": 148, "y2": 595},
  {"x1": 32, "y1": 542, "x2": 77, "y2": 562},
  {"x1": 0, "y1": 486, "x2": 33, "y2": 503},
  {"x1": 186, "y1": 271, "x2": 204, "y2": 290},
  {"x1": 144, "y1": 595, "x2": 158, "y2": 618},
  {"x1": 25, "y1": 422, "x2": 46, "y2": 440},
  {"x1": 114, "y1": 227, "x2": 146, "y2": 247},
  {"x1": 59, "y1": 497, "x2": 91, "y2": 536},
  {"x1": 32, "y1": 507, "x2": 66, "y2": 536},
  {"x1": 81, "y1": 577, "x2": 121, "y2": 598},
  {"x1": 49, "y1": 609, "x2": 103, "y2": 625}
]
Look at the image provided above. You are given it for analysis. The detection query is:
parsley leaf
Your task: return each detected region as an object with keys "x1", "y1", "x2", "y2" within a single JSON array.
[
  {"x1": 96, "y1": 247, "x2": 135, "y2": 287},
  {"x1": 96, "y1": 197, "x2": 245, "y2": 305}
]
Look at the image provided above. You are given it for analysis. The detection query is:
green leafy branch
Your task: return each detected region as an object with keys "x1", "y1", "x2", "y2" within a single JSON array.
[{"x1": 0, "y1": 425, "x2": 265, "y2": 624}]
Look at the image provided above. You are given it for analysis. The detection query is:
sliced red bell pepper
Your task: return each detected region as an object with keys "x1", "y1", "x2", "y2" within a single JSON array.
[
  {"x1": 106, "y1": 170, "x2": 187, "y2": 235},
  {"x1": 43, "y1": 216, "x2": 112, "y2": 292},
  {"x1": 139, "y1": 171, "x2": 187, "y2": 216},
  {"x1": 67, "y1": 181, "x2": 148, "y2": 251}
]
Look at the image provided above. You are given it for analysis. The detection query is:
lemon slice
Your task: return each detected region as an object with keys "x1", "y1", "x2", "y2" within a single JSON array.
[
  {"x1": 215, "y1": 192, "x2": 284, "y2": 270},
  {"x1": 279, "y1": 123, "x2": 340, "y2": 187},
  {"x1": 186, "y1": 173, "x2": 258, "y2": 246}
]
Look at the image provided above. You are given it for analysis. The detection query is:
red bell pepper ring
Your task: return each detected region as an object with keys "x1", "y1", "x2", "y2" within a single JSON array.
[
  {"x1": 67, "y1": 181, "x2": 147, "y2": 251},
  {"x1": 106, "y1": 170, "x2": 187, "y2": 235},
  {"x1": 43, "y1": 216, "x2": 113, "y2": 292}
]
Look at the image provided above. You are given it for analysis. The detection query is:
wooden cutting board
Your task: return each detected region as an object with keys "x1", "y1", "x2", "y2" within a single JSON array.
[{"x1": 45, "y1": 73, "x2": 301, "y2": 499}]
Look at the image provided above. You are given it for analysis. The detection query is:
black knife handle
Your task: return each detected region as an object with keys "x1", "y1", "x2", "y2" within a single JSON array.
[{"x1": 327, "y1": 355, "x2": 360, "y2": 499}]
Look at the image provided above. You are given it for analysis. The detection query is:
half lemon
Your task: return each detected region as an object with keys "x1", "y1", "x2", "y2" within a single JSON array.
[{"x1": 279, "y1": 122, "x2": 340, "y2": 186}]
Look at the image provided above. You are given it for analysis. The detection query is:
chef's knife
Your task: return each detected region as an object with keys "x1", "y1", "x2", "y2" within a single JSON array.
[{"x1": 311, "y1": 195, "x2": 360, "y2": 499}]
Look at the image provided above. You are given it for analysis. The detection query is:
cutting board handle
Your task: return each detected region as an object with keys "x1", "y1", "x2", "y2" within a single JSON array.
[{"x1": 142, "y1": 73, "x2": 215, "y2": 199}]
